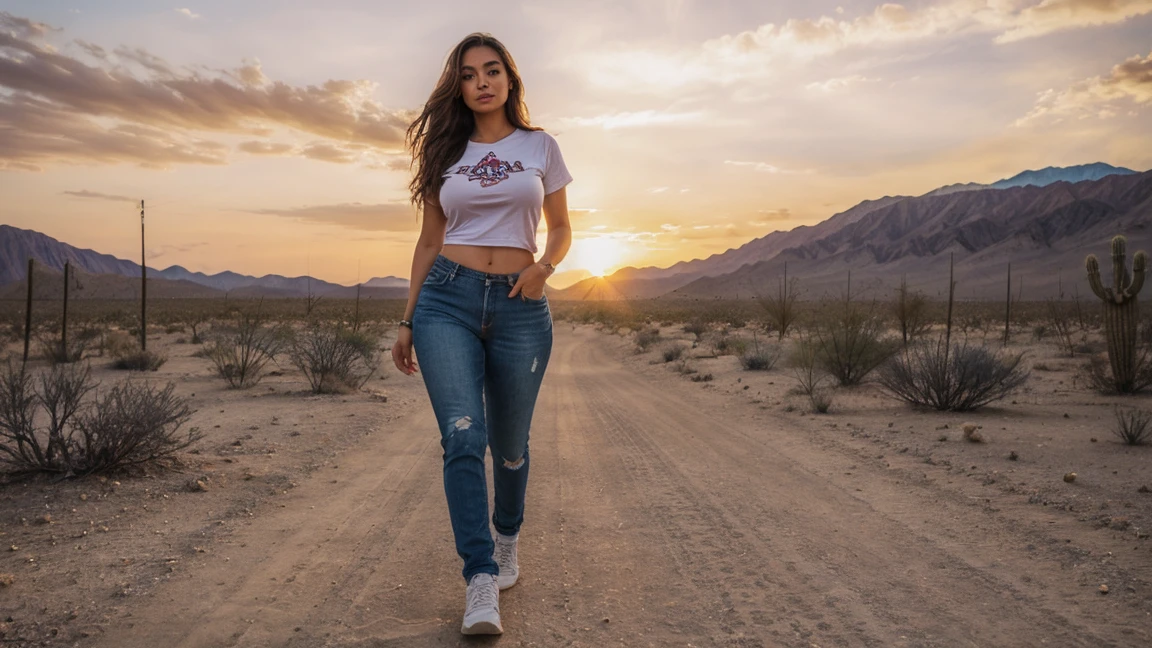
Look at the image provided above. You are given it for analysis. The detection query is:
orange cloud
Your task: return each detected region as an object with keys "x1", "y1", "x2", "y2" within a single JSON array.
[
  {"x1": 247, "y1": 202, "x2": 419, "y2": 232},
  {"x1": 0, "y1": 13, "x2": 410, "y2": 169},
  {"x1": 1017, "y1": 49, "x2": 1152, "y2": 124}
]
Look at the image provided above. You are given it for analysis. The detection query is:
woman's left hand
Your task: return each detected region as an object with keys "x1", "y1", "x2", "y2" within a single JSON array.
[{"x1": 509, "y1": 263, "x2": 549, "y2": 300}]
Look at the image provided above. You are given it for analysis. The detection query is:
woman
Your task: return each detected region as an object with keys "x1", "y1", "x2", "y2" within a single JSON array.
[{"x1": 391, "y1": 33, "x2": 572, "y2": 635}]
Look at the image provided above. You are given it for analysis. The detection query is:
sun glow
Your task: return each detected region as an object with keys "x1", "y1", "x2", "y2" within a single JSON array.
[{"x1": 569, "y1": 235, "x2": 629, "y2": 277}]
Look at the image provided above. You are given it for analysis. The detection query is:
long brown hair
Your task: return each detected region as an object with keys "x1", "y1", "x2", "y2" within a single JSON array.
[{"x1": 406, "y1": 33, "x2": 539, "y2": 209}]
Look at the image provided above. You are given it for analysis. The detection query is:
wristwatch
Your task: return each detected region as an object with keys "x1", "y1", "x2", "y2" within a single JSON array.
[
  {"x1": 539, "y1": 262, "x2": 556, "y2": 275},
  {"x1": 399, "y1": 319, "x2": 413, "y2": 330}
]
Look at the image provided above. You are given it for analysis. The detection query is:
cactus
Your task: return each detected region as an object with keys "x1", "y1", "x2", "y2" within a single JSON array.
[{"x1": 1086, "y1": 235, "x2": 1147, "y2": 392}]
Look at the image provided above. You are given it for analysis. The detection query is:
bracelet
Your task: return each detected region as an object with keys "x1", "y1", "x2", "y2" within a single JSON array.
[
  {"x1": 539, "y1": 262, "x2": 555, "y2": 275},
  {"x1": 399, "y1": 319, "x2": 413, "y2": 330}
]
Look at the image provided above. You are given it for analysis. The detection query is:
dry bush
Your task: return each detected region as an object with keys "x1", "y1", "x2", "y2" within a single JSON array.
[
  {"x1": 809, "y1": 388, "x2": 834, "y2": 413},
  {"x1": 788, "y1": 334, "x2": 834, "y2": 412},
  {"x1": 0, "y1": 361, "x2": 198, "y2": 475},
  {"x1": 1112, "y1": 406, "x2": 1152, "y2": 445},
  {"x1": 673, "y1": 359, "x2": 697, "y2": 375},
  {"x1": 682, "y1": 320, "x2": 708, "y2": 339},
  {"x1": 690, "y1": 373, "x2": 713, "y2": 382},
  {"x1": 112, "y1": 348, "x2": 168, "y2": 372},
  {"x1": 205, "y1": 309, "x2": 286, "y2": 388},
  {"x1": 661, "y1": 345, "x2": 685, "y2": 363},
  {"x1": 289, "y1": 322, "x2": 381, "y2": 394},
  {"x1": 37, "y1": 333, "x2": 90, "y2": 365},
  {"x1": 1079, "y1": 352, "x2": 1152, "y2": 394},
  {"x1": 1045, "y1": 299, "x2": 1077, "y2": 357},
  {"x1": 892, "y1": 277, "x2": 930, "y2": 345},
  {"x1": 811, "y1": 301, "x2": 898, "y2": 386},
  {"x1": 634, "y1": 327, "x2": 661, "y2": 352},
  {"x1": 757, "y1": 271, "x2": 800, "y2": 340},
  {"x1": 740, "y1": 335, "x2": 780, "y2": 371},
  {"x1": 878, "y1": 339, "x2": 1029, "y2": 412}
]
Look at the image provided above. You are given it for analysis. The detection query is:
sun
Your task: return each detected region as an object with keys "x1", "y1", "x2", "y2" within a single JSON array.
[{"x1": 572, "y1": 236, "x2": 628, "y2": 278}]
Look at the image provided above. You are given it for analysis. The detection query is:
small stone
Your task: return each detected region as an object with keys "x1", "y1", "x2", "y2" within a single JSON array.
[
  {"x1": 79, "y1": 493, "x2": 88, "y2": 501},
  {"x1": 1063, "y1": 413, "x2": 1070, "y2": 418},
  {"x1": 602, "y1": 617, "x2": 610, "y2": 623},
  {"x1": 0, "y1": 573, "x2": 13, "y2": 587},
  {"x1": 1008, "y1": 451, "x2": 1019, "y2": 461},
  {"x1": 1090, "y1": 437, "x2": 1098, "y2": 443},
  {"x1": 37, "y1": 514, "x2": 52, "y2": 525},
  {"x1": 1138, "y1": 485, "x2": 1151, "y2": 493},
  {"x1": 1064, "y1": 472, "x2": 1077, "y2": 483},
  {"x1": 1099, "y1": 584, "x2": 1109, "y2": 594},
  {"x1": 962, "y1": 423, "x2": 978, "y2": 435}
]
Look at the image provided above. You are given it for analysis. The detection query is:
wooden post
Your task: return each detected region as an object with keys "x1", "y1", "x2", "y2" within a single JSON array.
[
  {"x1": 22, "y1": 258, "x2": 33, "y2": 366},
  {"x1": 945, "y1": 253, "x2": 955, "y2": 362},
  {"x1": 140, "y1": 200, "x2": 147, "y2": 352},
  {"x1": 1003, "y1": 262, "x2": 1011, "y2": 347},
  {"x1": 62, "y1": 261, "x2": 70, "y2": 358}
]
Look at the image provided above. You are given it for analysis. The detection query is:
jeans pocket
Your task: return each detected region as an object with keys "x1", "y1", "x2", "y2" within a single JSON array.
[
  {"x1": 520, "y1": 289, "x2": 547, "y2": 304},
  {"x1": 423, "y1": 264, "x2": 450, "y2": 287}
]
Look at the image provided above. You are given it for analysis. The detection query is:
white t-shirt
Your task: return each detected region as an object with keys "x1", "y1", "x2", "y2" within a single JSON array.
[{"x1": 439, "y1": 128, "x2": 572, "y2": 253}]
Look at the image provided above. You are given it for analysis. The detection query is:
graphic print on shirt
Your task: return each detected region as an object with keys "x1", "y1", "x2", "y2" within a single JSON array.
[{"x1": 455, "y1": 151, "x2": 525, "y2": 188}]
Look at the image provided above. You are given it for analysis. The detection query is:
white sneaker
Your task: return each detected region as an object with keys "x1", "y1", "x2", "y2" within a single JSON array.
[
  {"x1": 494, "y1": 532, "x2": 519, "y2": 590},
  {"x1": 461, "y1": 573, "x2": 502, "y2": 635}
]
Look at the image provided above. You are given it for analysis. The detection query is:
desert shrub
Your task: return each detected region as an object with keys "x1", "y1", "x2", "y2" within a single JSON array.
[
  {"x1": 1112, "y1": 406, "x2": 1152, "y2": 445},
  {"x1": 1045, "y1": 299, "x2": 1076, "y2": 357},
  {"x1": 673, "y1": 359, "x2": 697, "y2": 375},
  {"x1": 289, "y1": 322, "x2": 381, "y2": 393},
  {"x1": 690, "y1": 373, "x2": 713, "y2": 382},
  {"x1": 788, "y1": 335, "x2": 835, "y2": 412},
  {"x1": 810, "y1": 389, "x2": 834, "y2": 413},
  {"x1": 878, "y1": 339, "x2": 1029, "y2": 412},
  {"x1": 811, "y1": 302, "x2": 898, "y2": 386},
  {"x1": 682, "y1": 320, "x2": 708, "y2": 338},
  {"x1": 205, "y1": 309, "x2": 286, "y2": 388},
  {"x1": 634, "y1": 328, "x2": 661, "y2": 352},
  {"x1": 71, "y1": 380, "x2": 198, "y2": 474},
  {"x1": 1032, "y1": 324, "x2": 1048, "y2": 340},
  {"x1": 757, "y1": 272, "x2": 800, "y2": 340},
  {"x1": 662, "y1": 345, "x2": 685, "y2": 363},
  {"x1": 740, "y1": 344, "x2": 781, "y2": 371},
  {"x1": 38, "y1": 333, "x2": 90, "y2": 365},
  {"x1": 892, "y1": 277, "x2": 930, "y2": 345},
  {"x1": 112, "y1": 349, "x2": 168, "y2": 372},
  {"x1": 0, "y1": 361, "x2": 198, "y2": 475},
  {"x1": 104, "y1": 331, "x2": 137, "y2": 359},
  {"x1": 1079, "y1": 352, "x2": 1152, "y2": 394}
]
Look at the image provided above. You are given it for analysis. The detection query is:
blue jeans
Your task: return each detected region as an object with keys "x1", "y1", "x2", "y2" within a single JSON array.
[{"x1": 412, "y1": 255, "x2": 553, "y2": 582}]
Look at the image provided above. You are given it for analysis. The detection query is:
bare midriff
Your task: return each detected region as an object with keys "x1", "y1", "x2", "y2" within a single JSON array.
[{"x1": 441, "y1": 244, "x2": 536, "y2": 275}]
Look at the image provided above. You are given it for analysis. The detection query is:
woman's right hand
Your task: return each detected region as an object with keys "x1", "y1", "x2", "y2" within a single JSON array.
[{"x1": 391, "y1": 328, "x2": 418, "y2": 375}]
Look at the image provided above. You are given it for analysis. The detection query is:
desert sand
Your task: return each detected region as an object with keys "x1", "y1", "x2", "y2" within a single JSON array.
[{"x1": 1, "y1": 322, "x2": 1150, "y2": 647}]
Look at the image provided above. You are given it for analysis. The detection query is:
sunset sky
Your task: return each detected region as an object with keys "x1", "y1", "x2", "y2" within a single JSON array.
[{"x1": 1, "y1": 1, "x2": 1150, "y2": 288}]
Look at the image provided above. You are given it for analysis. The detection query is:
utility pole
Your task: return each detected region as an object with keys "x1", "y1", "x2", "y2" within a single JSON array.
[{"x1": 140, "y1": 200, "x2": 147, "y2": 352}]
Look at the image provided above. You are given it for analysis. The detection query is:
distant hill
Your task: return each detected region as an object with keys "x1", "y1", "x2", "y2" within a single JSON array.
[
  {"x1": 554, "y1": 162, "x2": 1145, "y2": 301},
  {"x1": 667, "y1": 169, "x2": 1152, "y2": 301},
  {"x1": 0, "y1": 224, "x2": 409, "y2": 299}
]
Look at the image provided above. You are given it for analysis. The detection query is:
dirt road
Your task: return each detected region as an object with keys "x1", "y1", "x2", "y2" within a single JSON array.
[{"x1": 95, "y1": 326, "x2": 1150, "y2": 647}]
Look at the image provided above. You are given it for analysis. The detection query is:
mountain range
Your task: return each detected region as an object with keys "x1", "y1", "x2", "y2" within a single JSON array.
[
  {"x1": 0, "y1": 224, "x2": 410, "y2": 299},
  {"x1": 1, "y1": 163, "x2": 1147, "y2": 302},
  {"x1": 551, "y1": 162, "x2": 1150, "y2": 301}
]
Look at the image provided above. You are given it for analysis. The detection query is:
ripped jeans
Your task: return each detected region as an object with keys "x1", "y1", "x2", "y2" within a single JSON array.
[{"x1": 412, "y1": 254, "x2": 553, "y2": 582}]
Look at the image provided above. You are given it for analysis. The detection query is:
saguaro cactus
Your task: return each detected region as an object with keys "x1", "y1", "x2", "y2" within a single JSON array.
[{"x1": 1086, "y1": 235, "x2": 1147, "y2": 392}]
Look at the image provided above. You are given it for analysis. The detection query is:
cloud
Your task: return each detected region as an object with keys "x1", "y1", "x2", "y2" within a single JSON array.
[
  {"x1": 63, "y1": 190, "x2": 135, "y2": 202},
  {"x1": 724, "y1": 160, "x2": 813, "y2": 174},
  {"x1": 301, "y1": 142, "x2": 358, "y2": 164},
  {"x1": 238, "y1": 140, "x2": 295, "y2": 155},
  {"x1": 1017, "y1": 49, "x2": 1152, "y2": 124},
  {"x1": 560, "y1": 110, "x2": 704, "y2": 129},
  {"x1": 0, "y1": 93, "x2": 230, "y2": 168},
  {"x1": 0, "y1": 14, "x2": 411, "y2": 169},
  {"x1": 996, "y1": 0, "x2": 1152, "y2": 43},
  {"x1": 751, "y1": 208, "x2": 794, "y2": 223},
  {"x1": 248, "y1": 202, "x2": 419, "y2": 232},
  {"x1": 0, "y1": 11, "x2": 54, "y2": 39},
  {"x1": 174, "y1": 8, "x2": 201, "y2": 20},
  {"x1": 575, "y1": 1, "x2": 1152, "y2": 90},
  {"x1": 805, "y1": 75, "x2": 879, "y2": 93}
]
